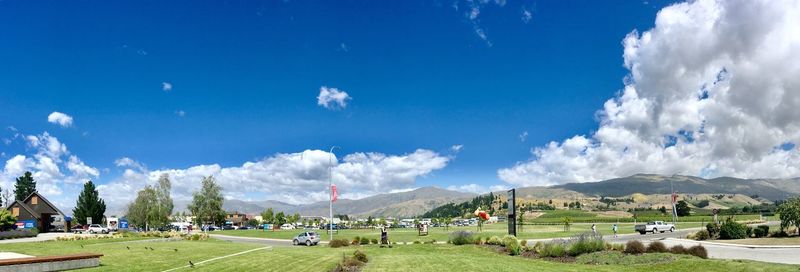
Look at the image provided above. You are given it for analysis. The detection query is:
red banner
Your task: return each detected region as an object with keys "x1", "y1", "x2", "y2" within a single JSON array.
[{"x1": 332, "y1": 184, "x2": 338, "y2": 203}]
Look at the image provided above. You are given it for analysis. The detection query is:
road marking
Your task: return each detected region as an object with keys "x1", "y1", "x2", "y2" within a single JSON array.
[{"x1": 161, "y1": 246, "x2": 272, "y2": 272}]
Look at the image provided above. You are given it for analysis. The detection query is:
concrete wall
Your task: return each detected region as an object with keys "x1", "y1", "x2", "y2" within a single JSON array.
[{"x1": 0, "y1": 258, "x2": 100, "y2": 272}]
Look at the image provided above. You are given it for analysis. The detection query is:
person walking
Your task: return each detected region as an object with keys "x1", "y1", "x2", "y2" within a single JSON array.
[
  {"x1": 380, "y1": 227, "x2": 388, "y2": 246},
  {"x1": 612, "y1": 224, "x2": 618, "y2": 238},
  {"x1": 591, "y1": 223, "x2": 597, "y2": 234}
]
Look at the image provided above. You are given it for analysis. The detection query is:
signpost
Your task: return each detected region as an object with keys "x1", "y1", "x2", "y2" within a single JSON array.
[
  {"x1": 507, "y1": 189, "x2": 516, "y2": 237},
  {"x1": 87, "y1": 217, "x2": 92, "y2": 225}
]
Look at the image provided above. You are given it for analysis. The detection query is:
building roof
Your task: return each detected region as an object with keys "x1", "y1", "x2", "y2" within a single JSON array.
[
  {"x1": 22, "y1": 191, "x2": 65, "y2": 217},
  {"x1": 7, "y1": 200, "x2": 40, "y2": 219}
]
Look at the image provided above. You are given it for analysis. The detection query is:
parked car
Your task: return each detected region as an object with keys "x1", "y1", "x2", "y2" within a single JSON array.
[
  {"x1": 635, "y1": 221, "x2": 675, "y2": 234},
  {"x1": 280, "y1": 224, "x2": 295, "y2": 230},
  {"x1": 87, "y1": 224, "x2": 110, "y2": 234},
  {"x1": 292, "y1": 232, "x2": 320, "y2": 246},
  {"x1": 221, "y1": 225, "x2": 236, "y2": 230},
  {"x1": 237, "y1": 226, "x2": 253, "y2": 230},
  {"x1": 49, "y1": 225, "x2": 66, "y2": 232},
  {"x1": 71, "y1": 224, "x2": 86, "y2": 233},
  {"x1": 201, "y1": 225, "x2": 219, "y2": 231}
]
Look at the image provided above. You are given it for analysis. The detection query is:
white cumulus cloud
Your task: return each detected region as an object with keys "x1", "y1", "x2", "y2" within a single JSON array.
[
  {"x1": 47, "y1": 112, "x2": 73, "y2": 127},
  {"x1": 317, "y1": 86, "x2": 351, "y2": 110},
  {"x1": 99, "y1": 149, "x2": 450, "y2": 210},
  {"x1": 499, "y1": 0, "x2": 800, "y2": 187},
  {"x1": 162, "y1": 82, "x2": 173, "y2": 91}
]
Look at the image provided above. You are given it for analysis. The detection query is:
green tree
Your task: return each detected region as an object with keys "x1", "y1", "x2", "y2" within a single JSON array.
[
  {"x1": 291, "y1": 213, "x2": 301, "y2": 225},
  {"x1": 275, "y1": 212, "x2": 286, "y2": 226},
  {"x1": 261, "y1": 208, "x2": 274, "y2": 225},
  {"x1": 777, "y1": 197, "x2": 800, "y2": 235},
  {"x1": 154, "y1": 174, "x2": 174, "y2": 226},
  {"x1": 72, "y1": 181, "x2": 106, "y2": 225},
  {"x1": 675, "y1": 200, "x2": 691, "y2": 216},
  {"x1": 188, "y1": 176, "x2": 225, "y2": 229},
  {"x1": 517, "y1": 212, "x2": 525, "y2": 232},
  {"x1": 246, "y1": 219, "x2": 259, "y2": 227},
  {"x1": 659, "y1": 206, "x2": 668, "y2": 214},
  {"x1": 126, "y1": 186, "x2": 158, "y2": 230},
  {"x1": 14, "y1": 171, "x2": 36, "y2": 201},
  {"x1": 562, "y1": 216, "x2": 572, "y2": 231},
  {"x1": 0, "y1": 209, "x2": 16, "y2": 231}
]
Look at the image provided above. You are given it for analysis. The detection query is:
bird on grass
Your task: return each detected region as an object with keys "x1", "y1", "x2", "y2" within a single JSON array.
[
  {"x1": 189, "y1": 261, "x2": 194, "y2": 268},
  {"x1": 173, "y1": 248, "x2": 178, "y2": 252},
  {"x1": 126, "y1": 246, "x2": 130, "y2": 250},
  {"x1": 80, "y1": 244, "x2": 84, "y2": 248},
  {"x1": 149, "y1": 247, "x2": 154, "y2": 251}
]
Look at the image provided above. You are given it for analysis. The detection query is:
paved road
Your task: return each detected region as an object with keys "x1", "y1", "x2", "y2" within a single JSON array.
[
  {"x1": 525, "y1": 221, "x2": 800, "y2": 265},
  {"x1": 661, "y1": 238, "x2": 800, "y2": 265},
  {"x1": 0, "y1": 232, "x2": 72, "y2": 244}
]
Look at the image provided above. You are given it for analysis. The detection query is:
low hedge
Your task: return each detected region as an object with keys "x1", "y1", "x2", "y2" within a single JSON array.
[{"x1": 0, "y1": 229, "x2": 37, "y2": 240}]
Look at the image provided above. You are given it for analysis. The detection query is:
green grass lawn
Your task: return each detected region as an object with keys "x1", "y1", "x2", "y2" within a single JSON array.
[
  {"x1": 1, "y1": 238, "x2": 797, "y2": 271},
  {"x1": 214, "y1": 222, "x2": 705, "y2": 243}
]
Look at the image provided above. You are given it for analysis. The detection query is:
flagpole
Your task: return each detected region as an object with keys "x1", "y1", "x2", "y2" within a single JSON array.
[{"x1": 328, "y1": 146, "x2": 340, "y2": 242}]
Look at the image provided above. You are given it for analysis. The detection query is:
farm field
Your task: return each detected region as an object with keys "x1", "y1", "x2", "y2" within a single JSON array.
[
  {"x1": 527, "y1": 209, "x2": 764, "y2": 223},
  {"x1": 1, "y1": 238, "x2": 797, "y2": 271}
]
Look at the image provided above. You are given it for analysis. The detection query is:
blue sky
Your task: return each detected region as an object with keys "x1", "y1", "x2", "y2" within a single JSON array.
[{"x1": 21, "y1": 0, "x2": 800, "y2": 211}]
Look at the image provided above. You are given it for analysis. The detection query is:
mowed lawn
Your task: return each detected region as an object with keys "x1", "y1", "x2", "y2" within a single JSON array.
[
  {"x1": 1, "y1": 238, "x2": 798, "y2": 271},
  {"x1": 215, "y1": 222, "x2": 704, "y2": 243}
]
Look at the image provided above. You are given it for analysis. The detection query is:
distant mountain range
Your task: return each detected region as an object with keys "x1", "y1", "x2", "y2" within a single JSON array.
[
  {"x1": 174, "y1": 186, "x2": 475, "y2": 218},
  {"x1": 165, "y1": 174, "x2": 799, "y2": 218},
  {"x1": 552, "y1": 174, "x2": 800, "y2": 200}
]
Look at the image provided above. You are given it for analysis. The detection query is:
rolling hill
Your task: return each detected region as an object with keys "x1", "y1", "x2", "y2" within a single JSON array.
[
  {"x1": 553, "y1": 174, "x2": 800, "y2": 200},
  {"x1": 174, "y1": 186, "x2": 475, "y2": 218}
]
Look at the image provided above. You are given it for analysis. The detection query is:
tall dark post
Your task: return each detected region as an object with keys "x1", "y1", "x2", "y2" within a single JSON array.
[{"x1": 507, "y1": 189, "x2": 516, "y2": 236}]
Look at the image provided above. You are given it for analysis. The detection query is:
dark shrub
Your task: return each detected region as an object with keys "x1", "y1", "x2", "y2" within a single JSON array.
[
  {"x1": 333, "y1": 258, "x2": 364, "y2": 272},
  {"x1": 329, "y1": 239, "x2": 350, "y2": 248},
  {"x1": 669, "y1": 245, "x2": 686, "y2": 254},
  {"x1": 624, "y1": 240, "x2": 646, "y2": 254},
  {"x1": 0, "y1": 229, "x2": 37, "y2": 240},
  {"x1": 745, "y1": 226, "x2": 753, "y2": 237},
  {"x1": 449, "y1": 231, "x2": 474, "y2": 245},
  {"x1": 646, "y1": 241, "x2": 668, "y2": 253},
  {"x1": 754, "y1": 225, "x2": 769, "y2": 238},
  {"x1": 566, "y1": 233, "x2": 605, "y2": 256},
  {"x1": 359, "y1": 237, "x2": 370, "y2": 245},
  {"x1": 706, "y1": 223, "x2": 721, "y2": 239},
  {"x1": 353, "y1": 250, "x2": 368, "y2": 263},
  {"x1": 770, "y1": 230, "x2": 790, "y2": 238},
  {"x1": 719, "y1": 219, "x2": 748, "y2": 239},
  {"x1": 352, "y1": 236, "x2": 360, "y2": 245},
  {"x1": 693, "y1": 230, "x2": 710, "y2": 240},
  {"x1": 687, "y1": 245, "x2": 708, "y2": 259},
  {"x1": 370, "y1": 238, "x2": 378, "y2": 244}
]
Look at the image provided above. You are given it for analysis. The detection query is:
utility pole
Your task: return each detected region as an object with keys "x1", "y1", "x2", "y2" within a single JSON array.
[{"x1": 328, "y1": 146, "x2": 340, "y2": 242}]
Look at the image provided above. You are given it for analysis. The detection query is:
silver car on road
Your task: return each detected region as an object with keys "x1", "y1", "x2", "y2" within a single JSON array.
[{"x1": 293, "y1": 232, "x2": 320, "y2": 246}]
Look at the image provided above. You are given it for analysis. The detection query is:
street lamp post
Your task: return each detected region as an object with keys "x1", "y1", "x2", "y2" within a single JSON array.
[{"x1": 328, "y1": 146, "x2": 340, "y2": 242}]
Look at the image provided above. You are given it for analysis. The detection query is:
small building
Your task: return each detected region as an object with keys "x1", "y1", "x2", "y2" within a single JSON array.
[
  {"x1": 5, "y1": 192, "x2": 65, "y2": 232},
  {"x1": 224, "y1": 212, "x2": 251, "y2": 227}
]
